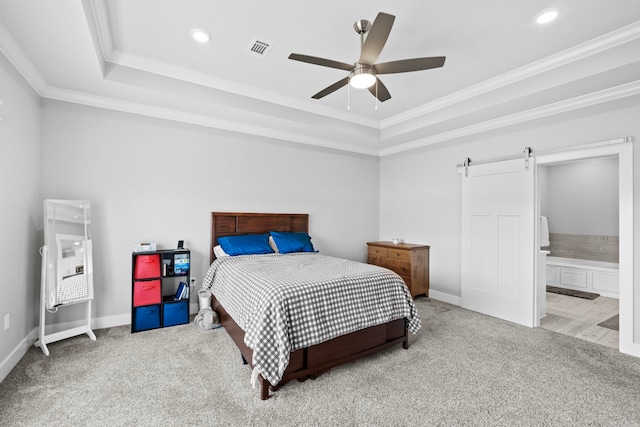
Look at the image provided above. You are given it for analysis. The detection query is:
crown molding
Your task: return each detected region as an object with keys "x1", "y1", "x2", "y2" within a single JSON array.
[
  {"x1": 37, "y1": 77, "x2": 640, "y2": 158},
  {"x1": 380, "y1": 20, "x2": 640, "y2": 130},
  {"x1": 2, "y1": 4, "x2": 638, "y2": 158},
  {"x1": 85, "y1": 0, "x2": 379, "y2": 130},
  {"x1": 84, "y1": 0, "x2": 640, "y2": 134},
  {"x1": 107, "y1": 49, "x2": 378, "y2": 130},
  {"x1": 0, "y1": 19, "x2": 47, "y2": 95},
  {"x1": 85, "y1": 0, "x2": 114, "y2": 61},
  {"x1": 81, "y1": 0, "x2": 113, "y2": 76},
  {"x1": 108, "y1": 50, "x2": 380, "y2": 130},
  {"x1": 42, "y1": 86, "x2": 381, "y2": 157},
  {"x1": 379, "y1": 80, "x2": 640, "y2": 156}
]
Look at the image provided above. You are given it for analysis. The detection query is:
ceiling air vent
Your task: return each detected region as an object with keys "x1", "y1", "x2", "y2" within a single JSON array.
[{"x1": 246, "y1": 38, "x2": 272, "y2": 58}]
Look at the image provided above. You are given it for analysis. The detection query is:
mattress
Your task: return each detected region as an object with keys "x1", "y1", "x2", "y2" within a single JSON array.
[{"x1": 202, "y1": 252, "x2": 421, "y2": 385}]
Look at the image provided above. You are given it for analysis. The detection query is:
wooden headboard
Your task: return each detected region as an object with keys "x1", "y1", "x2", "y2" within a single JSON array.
[{"x1": 210, "y1": 212, "x2": 309, "y2": 263}]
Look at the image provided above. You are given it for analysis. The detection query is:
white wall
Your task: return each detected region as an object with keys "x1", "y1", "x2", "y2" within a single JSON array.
[
  {"x1": 3, "y1": 47, "x2": 640, "y2": 376},
  {"x1": 380, "y1": 99, "x2": 639, "y2": 309},
  {"x1": 0, "y1": 53, "x2": 41, "y2": 374},
  {"x1": 39, "y1": 100, "x2": 381, "y2": 327},
  {"x1": 542, "y1": 157, "x2": 619, "y2": 235}
]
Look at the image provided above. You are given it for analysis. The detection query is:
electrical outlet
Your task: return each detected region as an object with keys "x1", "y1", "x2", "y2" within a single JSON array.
[
  {"x1": 4, "y1": 314, "x2": 9, "y2": 331},
  {"x1": 190, "y1": 277, "x2": 196, "y2": 287}
]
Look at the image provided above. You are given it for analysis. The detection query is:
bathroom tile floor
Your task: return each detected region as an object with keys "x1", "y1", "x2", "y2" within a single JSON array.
[{"x1": 540, "y1": 292, "x2": 619, "y2": 349}]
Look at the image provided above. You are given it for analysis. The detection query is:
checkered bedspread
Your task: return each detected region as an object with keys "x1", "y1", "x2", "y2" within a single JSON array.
[{"x1": 202, "y1": 253, "x2": 421, "y2": 386}]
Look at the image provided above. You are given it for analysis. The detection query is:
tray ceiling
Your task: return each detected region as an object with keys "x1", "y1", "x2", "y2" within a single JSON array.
[{"x1": 1, "y1": 1, "x2": 639, "y2": 155}]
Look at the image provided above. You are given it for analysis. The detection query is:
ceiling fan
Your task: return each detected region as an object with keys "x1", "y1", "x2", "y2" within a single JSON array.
[{"x1": 288, "y1": 12, "x2": 446, "y2": 102}]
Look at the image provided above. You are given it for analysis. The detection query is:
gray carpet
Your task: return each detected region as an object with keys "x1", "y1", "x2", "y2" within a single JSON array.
[{"x1": 2, "y1": 299, "x2": 640, "y2": 426}]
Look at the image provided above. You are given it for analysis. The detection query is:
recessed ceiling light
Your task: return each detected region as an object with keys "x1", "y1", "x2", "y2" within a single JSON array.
[
  {"x1": 190, "y1": 29, "x2": 211, "y2": 43},
  {"x1": 536, "y1": 10, "x2": 558, "y2": 24}
]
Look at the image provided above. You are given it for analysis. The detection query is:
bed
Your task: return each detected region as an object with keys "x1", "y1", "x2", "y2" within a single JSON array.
[{"x1": 204, "y1": 212, "x2": 421, "y2": 400}]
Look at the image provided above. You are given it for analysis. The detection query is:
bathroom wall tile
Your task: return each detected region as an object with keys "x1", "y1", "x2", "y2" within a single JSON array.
[{"x1": 548, "y1": 233, "x2": 619, "y2": 263}]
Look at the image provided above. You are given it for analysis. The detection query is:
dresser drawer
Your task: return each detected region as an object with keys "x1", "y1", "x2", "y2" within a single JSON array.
[
  {"x1": 387, "y1": 248, "x2": 410, "y2": 262},
  {"x1": 378, "y1": 259, "x2": 411, "y2": 277},
  {"x1": 367, "y1": 256, "x2": 385, "y2": 267},
  {"x1": 368, "y1": 246, "x2": 388, "y2": 257}
]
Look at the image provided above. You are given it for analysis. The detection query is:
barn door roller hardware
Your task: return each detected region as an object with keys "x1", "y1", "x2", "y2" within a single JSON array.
[{"x1": 463, "y1": 158, "x2": 471, "y2": 177}]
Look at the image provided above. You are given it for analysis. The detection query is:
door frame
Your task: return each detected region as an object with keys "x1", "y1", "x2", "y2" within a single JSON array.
[{"x1": 535, "y1": 140, "x2": 638, "y2": 357}]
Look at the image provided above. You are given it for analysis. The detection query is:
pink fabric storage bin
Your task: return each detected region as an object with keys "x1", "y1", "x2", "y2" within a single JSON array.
[
  {"x1": 134, "y1": 254, "x2": 161, "y2": 279},
  {"x1": 133, "y1": 280, "x2": 161, "y2": 307}
]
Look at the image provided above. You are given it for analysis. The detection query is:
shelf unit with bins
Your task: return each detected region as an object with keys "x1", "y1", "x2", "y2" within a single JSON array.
[{"x1": 131, "y1": 249, "x2": 190, "y2": 332}]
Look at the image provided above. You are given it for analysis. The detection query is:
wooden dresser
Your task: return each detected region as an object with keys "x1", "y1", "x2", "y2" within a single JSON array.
[{"x1": 367, "y1": 241, "x2": 430, "y2": 298}]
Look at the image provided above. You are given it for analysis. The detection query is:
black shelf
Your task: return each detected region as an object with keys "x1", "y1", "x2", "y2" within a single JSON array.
[{"x1": 131, "y1": 249, "x2": 190, "y2": 333}]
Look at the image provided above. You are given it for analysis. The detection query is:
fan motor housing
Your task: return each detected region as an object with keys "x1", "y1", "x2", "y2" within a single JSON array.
[
  {"x1": 353, "y1": 19, "x2": 371, "y2": 34},
  {"x1": 351, "y1": 63, "x2": 375, "y2": 76}
]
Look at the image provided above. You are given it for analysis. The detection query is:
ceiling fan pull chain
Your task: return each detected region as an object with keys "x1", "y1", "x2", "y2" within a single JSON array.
[{"x1": 347, "y1": 77, "x2": 351, "y2": 111}]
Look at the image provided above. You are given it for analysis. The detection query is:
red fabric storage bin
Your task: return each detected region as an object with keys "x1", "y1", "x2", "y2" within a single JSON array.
[
  {"x1": 134, "y1": 254, "x2": 161, "y2": 279},
  {"x1": 133, "y1": 280, "x2": 161, "y2": 306}
]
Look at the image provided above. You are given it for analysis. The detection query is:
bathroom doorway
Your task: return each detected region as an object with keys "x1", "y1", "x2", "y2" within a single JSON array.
[
  {"x1": 535, "y1": 139, "x2": 635, "y2": 356},
  {"x1": 539, "y1": 156, "x2": 619, "y2": 348}
]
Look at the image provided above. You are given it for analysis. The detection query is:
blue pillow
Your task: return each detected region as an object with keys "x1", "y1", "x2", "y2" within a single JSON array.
[
  {"x1": 270, "y1": 231, "x2": 316, "y2": 254},
  {"x1": 217, "y1": 233, "x2": 274, "y2": 256}
]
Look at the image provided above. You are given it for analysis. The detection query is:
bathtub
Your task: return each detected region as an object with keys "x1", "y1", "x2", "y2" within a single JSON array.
[{"x1": 545, "y1": 256, "x2": 619, "y2": 299}]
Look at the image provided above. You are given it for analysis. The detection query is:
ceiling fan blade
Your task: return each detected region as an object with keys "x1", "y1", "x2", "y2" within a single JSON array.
[
  {"x1": 359, "y1": 12, "x2": 395, "y2": 65},
  {"x1": 375, "y1": 56, "x2": 446, "y2": 74},
  {"x1": 311, "y1": 77, "x2": 350, "y2": 99},
  {"x1": 288, "y1": 53, "x2": 354, "y2": 71},
  {"x1": 367, "y1": 77, "x2": 391, "y2": 102}
]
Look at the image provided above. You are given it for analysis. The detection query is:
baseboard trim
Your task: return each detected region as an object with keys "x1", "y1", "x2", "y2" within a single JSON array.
[
  {"x1": 92, "y1": 313, "x2": 131, "y2": 330},
  {"x1": 429, "y1": 289, "x2": 461, "y2": 306},
  {"x1": 0, "y1": 329, "x2": 37, "y2": 383},
  {"x1": 190, "y1": 302, "x2": 199, "y2": 315},
  {"x1": 1, "y1": 312, "x2": 131, "y2": 383},
  {"x1": 39, "y1": 313, "x2": 131, "y2": 335},
  {"x1": 620, "y1": 339, "x2": 640, "y2": 358}
]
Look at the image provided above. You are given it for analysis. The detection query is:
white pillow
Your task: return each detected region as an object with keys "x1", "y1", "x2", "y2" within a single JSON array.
[
  {"x1": 213, "y1": 245, "x2": 229, "y2": 258},
  {"x1": 268, "y1": 236, "x2": 279, "y2": 253}
]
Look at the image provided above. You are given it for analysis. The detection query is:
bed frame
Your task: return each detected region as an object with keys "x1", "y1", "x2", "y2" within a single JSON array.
[{"x1": 210, "y1": 212, "x2": 409, "y2": 400}]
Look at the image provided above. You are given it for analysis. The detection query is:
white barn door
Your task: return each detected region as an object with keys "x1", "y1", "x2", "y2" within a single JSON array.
[{"x1": 461, "y1": 157, "x2": 536, "y2": 327}]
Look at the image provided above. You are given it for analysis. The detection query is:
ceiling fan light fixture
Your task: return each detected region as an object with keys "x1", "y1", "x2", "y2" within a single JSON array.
[{"x1": 350, "y1": 65, "x2": 376, "y2": 89}]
